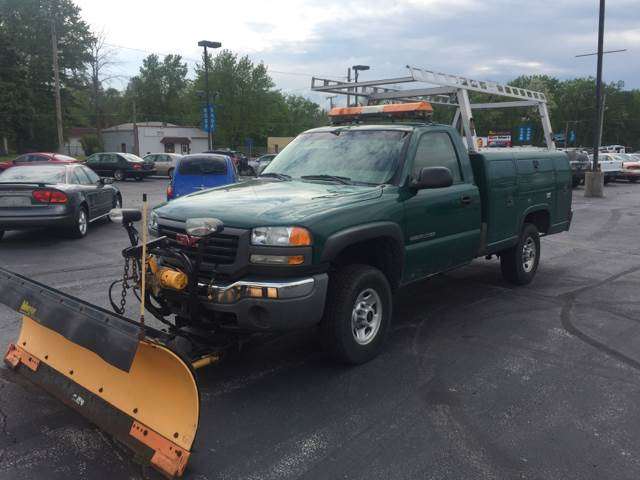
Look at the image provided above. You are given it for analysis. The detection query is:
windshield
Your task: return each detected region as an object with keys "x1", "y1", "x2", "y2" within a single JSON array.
[
  {"x1": 178, "y1": 156, "x2": 227, "y2": 175},
  {"x1": 262, "y1": 130, "x2": 409, "y2": 185},
  {"x1": 0, "y1": 165, "x2": 67, "y2": 183}
]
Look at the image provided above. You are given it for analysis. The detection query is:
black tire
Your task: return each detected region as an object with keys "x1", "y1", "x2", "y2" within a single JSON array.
[
  {"x1": 68, "y1": 206, "x2": 89, "y2": 239},
  {"x1": 500, "y1": 223, "x2": 540, "y2": 285},
  {"x1": 572, "y1": 177, "x2": 581, "y2": 188},
  {"x1": 114, "y1": 169, "x2": 125, "y2": 181},
  {"x1": 135, "y1": 176, "x2": 143, "y2": 182},
  {"x1": 0, "y1": 230, "x2": 4, "y2": 241},
  {"x1": 630, "y1": 177, "x2": 638, "y2": 183},
  {"x1": 168, "y1": 168, "x2": 174, "y2": 179},
  {"x1": 320, "y1": 264, "x2": 392, "y2": 365},
  {"x1": 604, "y1": 176, "x2": 611, "y2": 185}
]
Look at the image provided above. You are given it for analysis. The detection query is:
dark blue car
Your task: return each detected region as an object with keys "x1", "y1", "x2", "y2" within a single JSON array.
[{"x1": 167, "y1": 154, "x2": 238, "y2": 201}]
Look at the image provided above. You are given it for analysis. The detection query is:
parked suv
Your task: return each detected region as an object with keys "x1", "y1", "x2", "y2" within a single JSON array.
[
  {"x1": 85, "y1": 152, "x2": 155, "y2": 181},
  {"x1": 565, "y1": 150, "x2": 591, "y2": 187}
]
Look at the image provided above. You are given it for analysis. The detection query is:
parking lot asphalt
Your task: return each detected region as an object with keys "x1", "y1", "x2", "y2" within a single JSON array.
[{"x1": 1, "y1": 177, "x2": 640, "y2": 479}]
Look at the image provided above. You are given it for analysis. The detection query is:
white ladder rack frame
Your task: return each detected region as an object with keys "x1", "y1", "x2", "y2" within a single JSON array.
[{"x1": 311, "y1": 66, "x2": 556, "y2": 152}]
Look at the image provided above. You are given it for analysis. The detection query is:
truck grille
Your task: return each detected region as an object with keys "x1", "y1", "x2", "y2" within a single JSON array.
[{"x1": 158, "y1": 225, "x2": 239, "y2": 265}]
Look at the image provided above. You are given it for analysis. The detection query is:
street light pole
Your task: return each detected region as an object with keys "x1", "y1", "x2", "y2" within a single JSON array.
[{"x1": 198, "y1": 40, "x2": 221, "y2": 151}]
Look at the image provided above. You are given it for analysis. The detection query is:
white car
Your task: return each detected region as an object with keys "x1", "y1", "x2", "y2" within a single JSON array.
[{"x1": 589, "y1": 153, "x2": 623, "y2": 184}]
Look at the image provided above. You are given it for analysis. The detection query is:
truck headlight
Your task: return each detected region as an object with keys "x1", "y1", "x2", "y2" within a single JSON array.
[{"x1": 251, "y1": 226, "x2": 312, "y2": 246}]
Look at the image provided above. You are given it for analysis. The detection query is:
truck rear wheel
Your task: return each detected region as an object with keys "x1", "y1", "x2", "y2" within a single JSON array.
[
  {"x1": 321, "y1": 264, "x2": 392, "y2": 365},
  {"x1": 500, "y1": 223, "x2": 540, "y2": 285}
]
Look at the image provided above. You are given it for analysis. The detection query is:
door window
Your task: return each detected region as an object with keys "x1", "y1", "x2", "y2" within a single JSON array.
[
  {"x1": 74, "y1": 167, "x2": 94, "y2": 185},
  {"x1": 81, "y1": 166, "x2": 100, "y2": 183},
  {"x1": 165, "y1": 143, "x2": 175, "y2": 153},
  {"x1": 86, "y1": 154, "x2": 99, "y2": 165},
  {"x1": 15, "y1": 154, "x2": 45, "y2": 164},
  {"x1": 413, "y1": 132, "x2": 462, "y2": 182}
]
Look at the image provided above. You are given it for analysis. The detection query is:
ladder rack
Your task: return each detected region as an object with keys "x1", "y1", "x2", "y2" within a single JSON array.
[{"x1": 311, "y1": 66, "x2": 555, "y2": 152}]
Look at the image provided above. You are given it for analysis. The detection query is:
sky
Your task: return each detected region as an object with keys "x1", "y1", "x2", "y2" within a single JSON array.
[{"x1": 75, "y1": 0, "x2": 640, "y2": 107}]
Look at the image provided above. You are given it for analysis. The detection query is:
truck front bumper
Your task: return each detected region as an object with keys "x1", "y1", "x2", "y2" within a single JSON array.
[{"x1": 193, "y1": 274, "x2": 329, "y2": 331}]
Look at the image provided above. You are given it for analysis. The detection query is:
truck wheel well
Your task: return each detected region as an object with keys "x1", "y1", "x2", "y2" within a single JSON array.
[
  {"x1": 331, "y1": 237, "x2": 403, "y2": 291},
  {"x1": 524, "y1": 210, "x2": 550, "y2": 234}
]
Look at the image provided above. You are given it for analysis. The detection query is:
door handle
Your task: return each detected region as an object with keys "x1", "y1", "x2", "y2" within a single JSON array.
[{"x1": 460, "y1": 195, "x2": 472, "y2": 205}]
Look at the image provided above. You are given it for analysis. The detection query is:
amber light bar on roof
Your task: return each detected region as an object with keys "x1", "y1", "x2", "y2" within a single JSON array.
[
  {"x1": 328, "y1": 101, "x2": 433, "y2": 120},
  {"x1": 329, "y1": 102, "x2": 433, "y2": 117}
]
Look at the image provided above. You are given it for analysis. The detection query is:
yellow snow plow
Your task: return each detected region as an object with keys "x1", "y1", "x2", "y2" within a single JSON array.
[
  {"x1": 0, "y1": 204, "x2": 245, "y2": 476},
  {"x1": 1, "y1": 266, "x2": 200, "y2": 477}
]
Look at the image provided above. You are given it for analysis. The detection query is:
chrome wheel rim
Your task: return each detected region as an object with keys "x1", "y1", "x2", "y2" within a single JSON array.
[
  {"x1": 78, "y1": 210, "x2": 87, "y2": 235},
  {"x1": 115, "y1": 197, "x2": 121, "y2": 208},
  {"x1": 522, "y1": 236, "x2": 536, "y2": 273},
  {"x1": 114, "y1": 171, "x2": 123, "y2": 180},
  {"x1": 351, "y1": 288, "x2": 382, "y2": 345}
]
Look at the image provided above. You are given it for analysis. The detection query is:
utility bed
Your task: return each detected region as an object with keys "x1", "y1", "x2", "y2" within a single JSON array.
[{"x1": 470, "y1": 150, "x2": 572, "y2": 255}]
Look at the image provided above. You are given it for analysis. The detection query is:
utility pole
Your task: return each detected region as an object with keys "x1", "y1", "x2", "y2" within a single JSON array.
[
  {"x1": 51, "y1": 18, "x2": 64, "y2": 153},
  {"x1": 592, "y1": 0, "x2": 606, "y2": 173},
  {"x1": 583, "y1": 0, "x2": 607, "y2": 197},
  {"x1": 132, "y1": 91, "x2": 139, "y2": 155}
]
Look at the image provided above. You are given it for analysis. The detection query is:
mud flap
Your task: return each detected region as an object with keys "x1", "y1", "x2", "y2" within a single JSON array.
[{"x1": 0, "y1": 268, "x2": 200, "y2": 478}]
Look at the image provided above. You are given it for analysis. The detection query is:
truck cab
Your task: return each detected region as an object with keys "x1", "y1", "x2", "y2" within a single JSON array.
[{"x1": 149, "y1": 102, "x2": 572, "y2": 364}]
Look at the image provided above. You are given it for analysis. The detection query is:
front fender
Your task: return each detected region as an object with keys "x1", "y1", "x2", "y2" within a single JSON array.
[{"x1": 320, "y1": 221, "x2": 404, "y2": 263}]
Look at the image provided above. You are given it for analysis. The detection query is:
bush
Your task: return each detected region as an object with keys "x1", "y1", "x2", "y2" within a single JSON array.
[{"x1": 80, "y1": 134, "x2": 103, "y2": 156}]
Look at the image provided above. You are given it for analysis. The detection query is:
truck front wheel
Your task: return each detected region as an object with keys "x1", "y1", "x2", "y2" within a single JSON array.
[
  {"x1": 500, "y1": 223, "x2": 540, "y2": 285},
  {"x1": 321, "y1": 264, "x2": 392, "y2": 365}
]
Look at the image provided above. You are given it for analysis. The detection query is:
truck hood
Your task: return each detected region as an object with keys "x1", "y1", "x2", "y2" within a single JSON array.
[{"x1": 155, "y1": 178, "x2": 383, "y2": 226}]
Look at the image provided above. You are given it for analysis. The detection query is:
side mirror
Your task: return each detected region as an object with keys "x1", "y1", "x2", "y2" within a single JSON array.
[
  {"x1": 411, "y1": 167, "x2": 454, "y2": 190},
  {"x1": 100, "y1": 177, "x2": 114, "y2": 185},
  {"x1": 109, "y1": 208, "x2": 141, "y2": 224}
]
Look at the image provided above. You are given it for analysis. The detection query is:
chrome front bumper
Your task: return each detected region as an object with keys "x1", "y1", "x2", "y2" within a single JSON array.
[
  {"x1": 198, "y1": 277, "x2": 316, "y2": 303},
  {"x1": 193, "y1": 274, "x2": 329, "y2": 331}
]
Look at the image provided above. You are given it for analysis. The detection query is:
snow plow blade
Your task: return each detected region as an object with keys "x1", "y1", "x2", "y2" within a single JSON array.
[{"x1": 0, "y1": 267, "x2": 199, "y2": 478}]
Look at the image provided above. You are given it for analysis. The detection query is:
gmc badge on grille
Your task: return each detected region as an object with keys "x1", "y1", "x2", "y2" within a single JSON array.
[{"x1": 176, "y1": 233, "x2": 200, "y2": 247}]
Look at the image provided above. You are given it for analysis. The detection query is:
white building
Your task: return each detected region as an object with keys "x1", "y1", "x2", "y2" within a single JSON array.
[
  {"x1": 102, "y1": 122, "x2": 209, "y2": 156},
  {"x1": 64, "y1": 127, "x2": 95, "y2": 157}
]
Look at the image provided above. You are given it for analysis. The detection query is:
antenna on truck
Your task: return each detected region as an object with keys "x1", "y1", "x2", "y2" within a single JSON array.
[{"x1": 311, "y1": 66, "x2": 556, "y2": 152}]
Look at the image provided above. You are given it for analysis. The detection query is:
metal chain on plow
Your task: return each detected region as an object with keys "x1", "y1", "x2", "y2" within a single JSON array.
[{"x1": 109, "y1": 255, "x2": 141, "y2": 316}]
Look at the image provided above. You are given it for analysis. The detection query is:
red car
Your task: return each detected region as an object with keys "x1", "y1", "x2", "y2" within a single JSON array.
[{"x1": 0, "y1": 152, "x2": 80, "y2": 171}]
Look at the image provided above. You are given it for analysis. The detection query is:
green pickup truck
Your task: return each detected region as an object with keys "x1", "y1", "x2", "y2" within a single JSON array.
[{"x1": 150, "y1": 119, "x2": 572, "y2": 364}]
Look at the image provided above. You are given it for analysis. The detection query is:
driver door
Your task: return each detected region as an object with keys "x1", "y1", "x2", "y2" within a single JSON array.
[{"x1": 403, "y1": 130, "x2": 481, "y2": 281}]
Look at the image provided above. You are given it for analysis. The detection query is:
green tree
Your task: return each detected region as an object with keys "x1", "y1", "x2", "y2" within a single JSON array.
[
  {"x1": 125, "y1": 54, "x2": 189, "y2": 124},
  {"x1": 191, "y1": 50, "x2": 325, "y2": 149},
  {"x1": 0, "y1": 0, "x2": 92, "y2": 152}
]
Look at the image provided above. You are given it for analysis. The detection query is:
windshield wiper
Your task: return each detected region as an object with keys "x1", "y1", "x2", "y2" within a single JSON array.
[
  {"x1": 300, "y1": 174, "x2": 352, "y2": 185},
  {"x1": 258, "y1": 172, "x2": 292, "y2": 181}
]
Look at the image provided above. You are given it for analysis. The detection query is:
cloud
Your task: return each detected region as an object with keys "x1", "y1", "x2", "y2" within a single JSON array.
[{"x1": 75, "y1": 0, "x2": 640, "y2": 99}]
